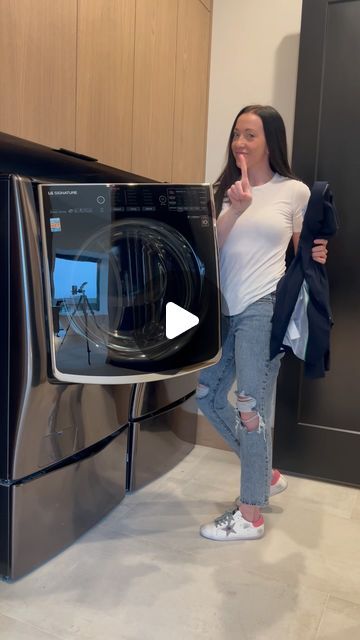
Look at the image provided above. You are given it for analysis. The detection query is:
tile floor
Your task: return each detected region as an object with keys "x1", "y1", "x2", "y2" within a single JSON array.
[{"x1": 0, "y1": 445, "x2": 360, "y2": 640}]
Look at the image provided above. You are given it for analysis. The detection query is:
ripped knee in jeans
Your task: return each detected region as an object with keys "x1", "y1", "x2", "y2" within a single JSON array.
[
  {"x1": 196, "y1": 383, "x2": 209, "y2": 399},
  {"x1": 236, "y1": 391, "x2": 264, "y2": 432}
]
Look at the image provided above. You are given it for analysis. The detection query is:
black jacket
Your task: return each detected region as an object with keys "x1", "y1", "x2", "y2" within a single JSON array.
[{"x1": 270, "y1": 181, "x2": 338, "y2": 378}]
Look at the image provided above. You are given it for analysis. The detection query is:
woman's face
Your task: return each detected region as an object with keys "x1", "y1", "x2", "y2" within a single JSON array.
[{"x1": 231, "y1": 112, "x2": 270, "y2": 172}]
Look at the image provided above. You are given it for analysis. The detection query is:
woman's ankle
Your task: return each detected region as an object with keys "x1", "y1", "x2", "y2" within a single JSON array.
[{"x1": 238, "y1": 503, "x2": 261, "y2": 523}]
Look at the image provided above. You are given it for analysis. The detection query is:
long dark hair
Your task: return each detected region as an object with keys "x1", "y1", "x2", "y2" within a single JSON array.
[{"x1": 213, "y1": 105, "x2": 298, "y2": 216}]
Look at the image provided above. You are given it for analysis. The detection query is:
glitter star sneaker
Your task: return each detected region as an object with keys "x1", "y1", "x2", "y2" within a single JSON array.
[
  {"x1": 235, "y1": 471, "x2": 288, "y2": 506},
  {"x1": 269, "y1": 470, "x2": 288, "y2": 496},
  {"x1": 200, "y1": 508, "x2": 264, "y2": 541}
]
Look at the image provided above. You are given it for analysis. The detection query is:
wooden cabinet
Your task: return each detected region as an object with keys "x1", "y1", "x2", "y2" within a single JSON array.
[
  {"x1": 199, "y1": 0, "x2": 212, "y2": 12},
  {"x1": 131, "y1": 0, "x2": 212, "y2": 182},
  {"x1": 131, "y1": 0, "x2": 177, "y2": 182},
  {"x1": 0, "y1": 0, "x2": 212, "y2": 181},
  {"x1": 76, "y1": 0, "x2": 135, "y2": 171},
  {"x1": 0, "y1": 0, "x2": 77, "y2": 150},
  {"x1": 172, "y1": 0, "x2": 211, "y2": 181}
]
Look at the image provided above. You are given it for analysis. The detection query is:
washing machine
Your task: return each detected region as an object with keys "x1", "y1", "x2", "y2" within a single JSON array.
[
  {"x1": 0, "y1": 132, "x2": 220, "y2": 580},
  {"x1": 38, "y1": 181, "x2": 220, "y2": 383}
]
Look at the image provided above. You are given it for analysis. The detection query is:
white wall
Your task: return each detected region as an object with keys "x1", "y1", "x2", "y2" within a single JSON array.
[{"x1": 206, "y1": 0, "x2": 303, "y2": 183}]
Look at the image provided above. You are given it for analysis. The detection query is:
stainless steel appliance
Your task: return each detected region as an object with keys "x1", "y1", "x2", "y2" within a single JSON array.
[
  {"x1": 38, "y1": 181, "x2": 220, "y2": 383},
  {"x1": 0, "y1": 132, "x2": 220, "y2": 580},
  {"x1": 128, "y1": 373, "x2": 198, "y2": 492}
]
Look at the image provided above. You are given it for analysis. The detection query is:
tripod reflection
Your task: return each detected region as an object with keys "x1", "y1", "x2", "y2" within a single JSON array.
[{"x1": 60, "y1": 282, "x2": 100, "y2": 365}]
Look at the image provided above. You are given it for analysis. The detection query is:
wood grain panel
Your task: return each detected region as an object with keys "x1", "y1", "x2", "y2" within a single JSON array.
[
  {"x1": 172, "y1": 0, "x2": 211, "y2": 182},
  {"x1": 131, "y1": 0, "x2": 178, "y2": 182},
  {"x1": 76, "y1": 0, "x2": 135, "y2": 171},
  {"x1": 199, "y1": 0, "x2": 212, "y2": 11},
  {"x1": 0, "y1": 0, "x2": 77, "y2": 149}
]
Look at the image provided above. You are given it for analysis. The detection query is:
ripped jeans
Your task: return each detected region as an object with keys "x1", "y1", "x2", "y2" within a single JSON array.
[{"x1": 196, "y1": 293, "x2": 283, "y2": 507}]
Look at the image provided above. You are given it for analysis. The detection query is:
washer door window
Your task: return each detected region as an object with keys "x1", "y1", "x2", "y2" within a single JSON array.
[{"x1": 39, "y1": 183, "x2": 219, "y2": 383}]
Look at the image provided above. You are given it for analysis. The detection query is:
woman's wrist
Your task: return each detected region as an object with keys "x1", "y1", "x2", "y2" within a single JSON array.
[{"x1": 227, "y1": 203, "x2": 245, "y2": 218}]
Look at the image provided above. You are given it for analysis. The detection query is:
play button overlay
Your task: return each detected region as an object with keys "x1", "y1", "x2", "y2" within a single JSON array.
[{"x1": 165, "y1": 302, "x2": 199, "y2": 339}]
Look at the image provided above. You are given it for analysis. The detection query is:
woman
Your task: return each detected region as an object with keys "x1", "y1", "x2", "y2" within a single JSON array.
[{"x1": 197, "y1": 105, "x2": 327, "y2": 541}]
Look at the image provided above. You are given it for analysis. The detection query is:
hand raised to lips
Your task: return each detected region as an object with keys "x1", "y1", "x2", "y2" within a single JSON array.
[{"x1": 227, "y1": 154, "x2": 252, "y2": 216}]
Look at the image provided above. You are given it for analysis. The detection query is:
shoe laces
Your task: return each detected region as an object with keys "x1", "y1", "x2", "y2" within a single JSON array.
[{"x1": 215, "y1": 508, "x2": 238, "y2": 527}]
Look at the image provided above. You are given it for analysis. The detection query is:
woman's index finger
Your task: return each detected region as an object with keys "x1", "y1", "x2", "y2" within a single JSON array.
[{"x1": 239, "y1": 154, "x2": 249, "y2": 185}]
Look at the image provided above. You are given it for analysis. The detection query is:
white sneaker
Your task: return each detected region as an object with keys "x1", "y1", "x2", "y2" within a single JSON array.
[
  {"x1": 270, "y1": 471, "x2": 288, "y2": 496},
  {"x1": 200, "y1": 508, "x2": 264, "y2": 541},
  {"x1": 234, "y1": 471, "x2": 288, "y2": 506}
]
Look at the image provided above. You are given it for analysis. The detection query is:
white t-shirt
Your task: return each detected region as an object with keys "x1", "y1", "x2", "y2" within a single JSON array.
[{"x1": 219, "y1": 173, "x2": 310, "y2": 316}]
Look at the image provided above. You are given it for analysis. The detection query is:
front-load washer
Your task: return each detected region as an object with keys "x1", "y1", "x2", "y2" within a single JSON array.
[
  {"x1": 38, "y1": 182, "x2": 221, "y2": 383},
  {"x1": 0, "y1": 132, "x2": 221, "y2": 581}
]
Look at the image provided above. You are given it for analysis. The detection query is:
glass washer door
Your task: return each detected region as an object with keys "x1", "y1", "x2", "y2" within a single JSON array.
[{"x1": 60, "y1": 218, "x2": 204, "y2": 362}]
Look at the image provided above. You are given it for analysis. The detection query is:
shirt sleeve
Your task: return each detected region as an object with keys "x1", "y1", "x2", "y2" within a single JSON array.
[{"x1": 292, "y1": 181, "x2": 311, "y2": 233}]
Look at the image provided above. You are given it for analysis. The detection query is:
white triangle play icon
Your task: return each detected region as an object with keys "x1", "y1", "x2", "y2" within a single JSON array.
[{"x1": 165, "y1": 302, "x2": 199, "y2": 339}]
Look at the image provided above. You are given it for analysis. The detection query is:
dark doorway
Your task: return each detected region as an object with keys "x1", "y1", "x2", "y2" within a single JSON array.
[{"x1": 273, "y1": 0, "x2": 360, "y2": 487}]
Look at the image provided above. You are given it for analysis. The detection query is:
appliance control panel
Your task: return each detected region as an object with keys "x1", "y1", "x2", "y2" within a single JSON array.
[{"x1": 42, "y1": 183, "x2": 214, "y2": 223}]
